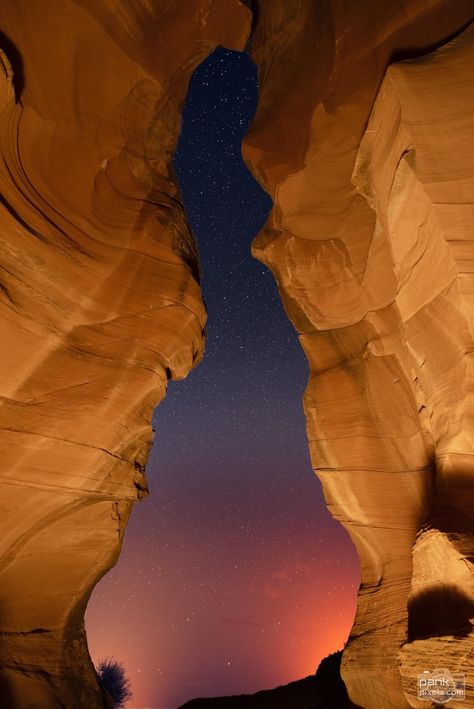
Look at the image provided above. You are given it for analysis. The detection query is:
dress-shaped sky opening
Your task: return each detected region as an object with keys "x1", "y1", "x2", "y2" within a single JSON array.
[{"x1": 86, "y1": 48, "x2": 359, "y2": 709}]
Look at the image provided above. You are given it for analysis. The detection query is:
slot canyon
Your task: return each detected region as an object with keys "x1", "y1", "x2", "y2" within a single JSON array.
[{"x1": 0, "y1": 2, "x2": 473, "y2": 708}]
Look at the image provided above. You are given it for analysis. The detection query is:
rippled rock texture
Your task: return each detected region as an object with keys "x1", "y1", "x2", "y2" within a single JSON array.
[
  {"x1": 244, "y1": 2, "x2": 474, "y2": 708},
  {"x1": 0, "y1": 1, "x2": 249, "y2": 706},
  {"x1": 1, "y1": 1, "x2": 474, "y2": 708}
]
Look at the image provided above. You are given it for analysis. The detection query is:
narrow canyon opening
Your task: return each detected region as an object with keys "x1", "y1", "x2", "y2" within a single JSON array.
[{"x1": 85, "y1": 47, "x2": 359, "y2": 709}]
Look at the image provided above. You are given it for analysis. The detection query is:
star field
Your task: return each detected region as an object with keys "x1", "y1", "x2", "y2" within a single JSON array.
[{"x1": 86, "y1": 48, "x2": 359, "y2": 709}]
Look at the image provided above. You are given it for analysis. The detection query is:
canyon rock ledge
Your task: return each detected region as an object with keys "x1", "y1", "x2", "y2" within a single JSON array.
[{"x1": 0, "y1": 2, "x2": 473, "y2": 709}]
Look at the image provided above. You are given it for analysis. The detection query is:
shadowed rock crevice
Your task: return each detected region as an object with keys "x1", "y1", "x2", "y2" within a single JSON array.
[
  {"x1": 0, "y1": 30, "x2": 23, "y2": 99},
  {"x1": 408, "y1": 585, "x2": 474, "y2": 640}
]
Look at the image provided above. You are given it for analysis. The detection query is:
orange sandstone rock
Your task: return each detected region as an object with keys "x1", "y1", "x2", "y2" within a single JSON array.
[
  {"x1": 0, "y1": 2, "x2": 249, "y2": 706},
  {"x1": 245, "y1": 2, "x2": 474, "y2": 708},
  {"x1": 1, "y1": 1, "x2": 474, "y2": 708}
]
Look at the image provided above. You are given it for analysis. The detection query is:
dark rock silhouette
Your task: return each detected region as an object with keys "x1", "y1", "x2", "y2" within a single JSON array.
[{"x1": 178, "y1": 651, "x2": 361, "y2": 708}]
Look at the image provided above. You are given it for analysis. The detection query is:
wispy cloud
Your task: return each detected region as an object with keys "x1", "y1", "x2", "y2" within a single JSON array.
[{"x1": 247, "y1": 562, "x2": 315, "y2": 600}]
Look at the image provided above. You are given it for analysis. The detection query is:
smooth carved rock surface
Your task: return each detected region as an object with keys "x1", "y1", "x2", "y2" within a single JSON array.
[
  {"x1": 368, "y1": 28, "x2": 474, "y2": 708},
  {"x1": 0, "y1": 1, "x2": 249, "y2": 707},
  {"x1": 1, "y1": 2, "x2": 474, "y2": 709},
  {"x1": 244, "y1": 2, "x2": 474, "y2": 708}
]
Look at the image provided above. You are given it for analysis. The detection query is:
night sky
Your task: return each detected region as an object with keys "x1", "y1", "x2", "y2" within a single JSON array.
[{"x1": 86, "y1": 48, "x2": 359, "y2": 709}]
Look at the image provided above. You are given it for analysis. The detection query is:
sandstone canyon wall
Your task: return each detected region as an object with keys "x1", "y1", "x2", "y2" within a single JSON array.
[
  {"x1": 244, "y1": 2, "x2": 474, "y2": 708},
  {"x1": 0, "y1": 2, "x2": 249, "y2": 706},
  {"x1": 1, "y1": 1, "x2": 474, "y2": 709}
]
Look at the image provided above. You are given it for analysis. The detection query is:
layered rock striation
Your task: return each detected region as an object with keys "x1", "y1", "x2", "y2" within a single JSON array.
[
  {"x1": 244, "y1": 2, "x2": 474, "y2": 708},
  {"x1": 1, "y1": 1, "x2": 474, "y2": 708},
  {"x1": 0, "y1": 2, "x2": 249, "y2": 706}
]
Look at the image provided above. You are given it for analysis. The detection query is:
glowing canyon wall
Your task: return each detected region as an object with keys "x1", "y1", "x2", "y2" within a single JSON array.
[
  {"x1": 244, "y1": 2, "x2": 474, "y2": 708},
  {"x1": 0, "y1": 1, "x2": 249, "y2": 706},
  {"x1": 0, "y1": 1, "x2": 473, "y2": 708}
]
